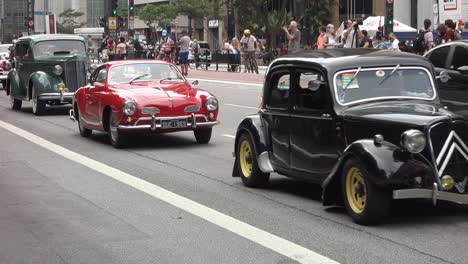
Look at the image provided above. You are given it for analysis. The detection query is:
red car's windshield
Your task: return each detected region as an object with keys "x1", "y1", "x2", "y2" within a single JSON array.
[{"x1": 108, "y1": 63, "x2": 184, "y2": 85}]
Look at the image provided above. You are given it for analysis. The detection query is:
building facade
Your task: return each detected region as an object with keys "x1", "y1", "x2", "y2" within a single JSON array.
[
  {"x1": 34, "y1": 0, "x2": 72, "y2": 33},
  {"x1": 1, "y1": 0, "x2": 29, "y2": 43}
]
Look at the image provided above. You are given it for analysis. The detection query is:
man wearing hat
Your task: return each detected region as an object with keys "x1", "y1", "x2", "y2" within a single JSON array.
[{"x1": 240, "y1": 29, "x2": 259, "y2": 74}]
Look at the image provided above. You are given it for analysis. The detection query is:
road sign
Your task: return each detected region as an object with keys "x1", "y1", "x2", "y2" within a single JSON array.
[
  {"x1": 108, "y1": 16, "x2": 117, "y2": 30},
  {"x1": 28, "y1": 20, "x2": 34, "y2": 27},
  {"x1": 129, "y1": 16, "x2": 134, "y2": 21}
]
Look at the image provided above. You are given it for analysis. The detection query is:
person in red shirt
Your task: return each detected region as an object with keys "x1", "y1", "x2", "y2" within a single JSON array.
[{"x1": 444, "y1": 19, "x2": 456, "y2": 42}]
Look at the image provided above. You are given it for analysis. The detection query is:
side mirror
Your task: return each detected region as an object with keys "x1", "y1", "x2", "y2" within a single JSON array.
[
  {"x1": 307, "y1": 80, "x2": 323, "y2": 92},
  {"x1": 436, "y1": 71, "x2": 450, "y2": 83},
  {"x1": 89, "y1": 64, "x2": 98, "y2": 74},
  {"x1": 457, "y1": 66, "x2": 468, "y2": 75},
  {"x1": 191, "y1": 80, "x2": 199, "y2": 86}
]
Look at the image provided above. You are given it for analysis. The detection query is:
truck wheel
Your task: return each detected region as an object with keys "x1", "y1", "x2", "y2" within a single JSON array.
[
  {"x1": 236, "y1": 132, "x2": 269, "y2": 187},
  {"x1": 108, "y1": 111, "x2": 126, "y2": 148},
  {"x1": 194, "y1": 128, "x2": 212, "y2": 144},
  {"x1": 32, "y1": 86, "x2": 46, "y2": 116},
  {"x1": 342, "y1": 157, "x2": 391, "y2": 225},
  {"x1": 9, "y1": 93, "x2": 22, "y2": 110}
]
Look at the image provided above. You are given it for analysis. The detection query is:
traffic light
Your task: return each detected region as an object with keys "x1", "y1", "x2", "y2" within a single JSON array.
[
  {"x1": 99, "y1": 16, "x2": 106, "y2": 27},
  {"x1": 384, "y1": 0, "x2": 394, "y2": 35},
  {"x1": 129, "y1": 0, "x2": 135, "y2": 16},
  {"x1": 111, "y1": 0, "x2": 118, "y2": 16}
]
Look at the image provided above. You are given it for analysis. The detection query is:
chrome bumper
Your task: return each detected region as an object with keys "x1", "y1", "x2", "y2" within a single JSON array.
[
  {"x1": 0, "y1": 74, "x2": 7, "y2": 80},
  {"x1": 393, "y1": 183, "x2": 468, "y2": 205},
  {"x1": 118, "y1": 113, "x2": 219, "y2": 131},
  {"x1": 39, "y1": 92, "x2": 74, "y2": 102}
]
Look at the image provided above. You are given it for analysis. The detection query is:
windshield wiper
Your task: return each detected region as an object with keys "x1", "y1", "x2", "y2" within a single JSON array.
[
  {"x1": 343, "y1": 67, "x2": 362, "y2": 91},
  {"x1": 378, "y1": 64, "x2": 400, "y2": 86},
  {"x1": 160, "y1": 77, "x2": 183, "y2": 83},
  {"x1": 129, "y1": 74, "x2": 149, "y2": 83}
]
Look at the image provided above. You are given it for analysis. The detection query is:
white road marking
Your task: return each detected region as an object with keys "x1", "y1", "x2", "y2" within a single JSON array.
[
  {"x1": 225, "y1": 103, "x2": 258, "y2": 110},
  {"x1": 222, "y1": 134, "x2": 236, "y2": 139},
  {"x1": 0, "y1": 120, "x2": 339, "y2": 264},
  {"x1": 187, "y1": 78, "x2": 263, "y2": 87}
]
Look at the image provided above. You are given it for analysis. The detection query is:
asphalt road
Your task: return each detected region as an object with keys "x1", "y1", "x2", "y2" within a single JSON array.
[{"x1": 1, "y1": 72, "x2": 468, "y2": 264}]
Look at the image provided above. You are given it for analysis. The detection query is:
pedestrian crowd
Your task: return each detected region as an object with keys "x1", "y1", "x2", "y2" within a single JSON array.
[{"x1": 96, "y1": 17, "x2": 464, "y2": 76}]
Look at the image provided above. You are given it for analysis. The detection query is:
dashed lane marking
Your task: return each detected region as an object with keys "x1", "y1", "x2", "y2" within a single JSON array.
[
  {"x1": 0, "y1": 120, "x2": 339, "y2": 264},
  {"x1": 187, "y1": 78, "x2": 263, "y2": 87},
  {"x1": 224, "y1": 103, "x2": 259, "y2": 110}
]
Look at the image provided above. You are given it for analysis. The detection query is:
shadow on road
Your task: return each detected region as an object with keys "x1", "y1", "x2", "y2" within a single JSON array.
[{"x1": 20, "y1": 105, "x2": 71, "y2": 116}]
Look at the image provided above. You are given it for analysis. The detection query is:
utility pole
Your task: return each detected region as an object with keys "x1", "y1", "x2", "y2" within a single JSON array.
[{"x1": 384, "y1": 0, "x2": 394, "y2": 35}]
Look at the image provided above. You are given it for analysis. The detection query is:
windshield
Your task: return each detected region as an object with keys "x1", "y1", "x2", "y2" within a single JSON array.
[
  {"x1": 33, "y1": 40, "x2": 86, "y2": 58},
  {"x1": 108, "y1": 63, "x2": 184, "y2": 85},
  {"x1": 334, "y1": 67, "x2": 436, "y2": 106},
  {"x1": 0, "y1": 45, "x2": 10, "y2": 53}
]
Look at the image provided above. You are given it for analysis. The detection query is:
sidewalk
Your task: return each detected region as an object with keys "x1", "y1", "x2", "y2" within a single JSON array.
[{"x1": 187, "y1": 69, "x2": 264, "y2": 84}]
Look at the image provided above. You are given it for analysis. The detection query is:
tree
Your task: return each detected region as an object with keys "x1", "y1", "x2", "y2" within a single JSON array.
[
  {"x1": 57, "y1": 8, "x2": 85, "y2": 34},
  {"x1": 138, "y1": 4, "x2": 176, "y2": 33},
  {"x1": 169, "y1": 0, "x2": 222, "y2": 40},
  {"x1": 303, "y1": 0, "x2": 333, "y2": 45}
]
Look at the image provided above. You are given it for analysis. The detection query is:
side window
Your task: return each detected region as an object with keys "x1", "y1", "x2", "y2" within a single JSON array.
[
  {"x1": 428, "y1": 46, "x2": 450, "y2": 68},
  {"x1": 451, "y1": 46, "x2": 468, "y2": 70},
  {"x1": 91, "y1": 67, "x2": 106, "y2": 84},
  {"x1": 266, "y1": 70, "x2": 290, "y2": 109},
  {"x1": 295, "y1": 71, "x2": 327, "y2": 110}
]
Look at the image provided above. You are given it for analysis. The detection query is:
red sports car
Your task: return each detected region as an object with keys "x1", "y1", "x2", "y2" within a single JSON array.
[{"x1": 70, "y1": 60, "x2": 219, "y2": 147}]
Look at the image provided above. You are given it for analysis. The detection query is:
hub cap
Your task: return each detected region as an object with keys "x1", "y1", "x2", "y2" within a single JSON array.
[
  {"x1": 239, "y1": 140, "x2": 253, "y2": 177},
  {"x1": 346, "y1": 167, "x2": 367, "y2": 214}
]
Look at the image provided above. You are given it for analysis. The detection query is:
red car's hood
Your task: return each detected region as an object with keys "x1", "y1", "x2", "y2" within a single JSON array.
[{"x1": 110, "y1": 81, "x2": 201, "y2": 115}]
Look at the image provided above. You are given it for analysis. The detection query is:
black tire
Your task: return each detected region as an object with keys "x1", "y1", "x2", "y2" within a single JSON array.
[
  {"x1": 32, "y1": 87, "x2": 46, "y2": 116},
  {"x1": 76, "y1": 107, "x2": 92, "y2": 137},
  {"x1": 236, "y1": 132, "x2": 269, "y2": 187},
  {"x1": 341, "y1": 157, "x2": 391, "y2": 225},
  {"x1": 9, "y1": 93, "x2": 22, "y2": 110},
  {"x1": 194, "y1": 128, "x2": 212, "y2": 144},
  {"x1": 108, "y1": 111, "x2": 126, "y2": 148},
  {"x1": 1, "y1": 80, "x2": 6, "y2": 90}
]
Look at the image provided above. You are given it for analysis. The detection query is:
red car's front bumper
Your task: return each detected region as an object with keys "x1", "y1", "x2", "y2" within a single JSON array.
[{"x1": 118, "y1": 113, "x2": 219, "y2": 131}]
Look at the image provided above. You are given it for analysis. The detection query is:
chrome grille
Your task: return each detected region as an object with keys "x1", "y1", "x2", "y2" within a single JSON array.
[
  {"x1": 429, "y1": 120, "x2": 468, "y2": 193},
  {"x1": 142, "y1": 107, "x2": 160, "y2": 115},
  {"x1": 63, "y1": 61, "x2": 87, "y2": 92},
  {"x1": 184, "y1": 104, "x2": 200, "y2": 113}
]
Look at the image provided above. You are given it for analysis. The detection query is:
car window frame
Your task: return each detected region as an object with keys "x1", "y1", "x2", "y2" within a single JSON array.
[
  {"x1": 264, "y1": 66, "x2": 292, "y2": 111},
  {"x1": 332, "y1": 66, "x2": 438, "y2": 106},
  {"x1": 450, "y1": 44, "x2": 468, "y2": 71},
  {"x1": 291, "y1": 67, "x2": 332, "y2": 114},
  {"x1": 90, "y1": 65, "x2": 107, "y2": 85},
  {"x1": 427, "y1": 45, "x2": 452, "y2": 69}
]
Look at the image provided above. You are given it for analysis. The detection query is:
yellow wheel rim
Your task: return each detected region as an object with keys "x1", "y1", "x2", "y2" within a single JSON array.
[
  {"x1": 345, "y1": 167, "x2": 367, "y2": 214},
  {"x1": 239, "y1": 139, "x2": 253, "y2": 177}
]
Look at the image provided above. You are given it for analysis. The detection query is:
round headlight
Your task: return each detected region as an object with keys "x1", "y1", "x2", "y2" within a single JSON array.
[
  {"x1": 53, "y1": 65, "x2": 63, "y2": 76},
  {"x1": 123, "y1": 101, "x2": 136, "y2": 116},
  {"x1": 205, "y1": 97, "x2": 218, "y2": 111},
  {"x1": 57, "y1": 83, "x2": 65, "y2": 91},
  {"x1": 401, "y1": 129, "x2": 426, "y2": 153}
]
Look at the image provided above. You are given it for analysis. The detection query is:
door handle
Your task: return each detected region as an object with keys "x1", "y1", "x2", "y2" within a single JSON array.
[{"x1": 322, "y1": 113, "x2": 331, "y2": 118}]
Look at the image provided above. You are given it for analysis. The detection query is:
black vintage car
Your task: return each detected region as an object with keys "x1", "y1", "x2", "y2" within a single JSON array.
[{"x1": 232, "y1": 49, "x2": 468, "y2": 225}]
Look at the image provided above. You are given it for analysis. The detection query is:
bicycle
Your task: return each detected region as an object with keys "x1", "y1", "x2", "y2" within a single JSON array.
[{"x1": 244, "y1": 51, "x2": 258, "y2": 74}]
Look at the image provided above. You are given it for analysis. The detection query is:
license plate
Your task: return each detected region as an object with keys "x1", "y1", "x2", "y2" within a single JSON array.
[{"x1": 161, "y1": 119, "x2": 187, "y2": 129}]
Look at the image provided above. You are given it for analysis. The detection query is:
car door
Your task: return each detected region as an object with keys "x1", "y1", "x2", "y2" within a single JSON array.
[
  {"x1": 289, "y1": 68, "x2": 339, "y2": 182},
  {"x1": 13, "y1": 42, "x2": 31, "y2": 98},
  {"x1": 260, "y1": 67, "x2": 292, "y2": 170},
  {"x1": 85, "y1": 66, "x2": 107, "y2": 127}
]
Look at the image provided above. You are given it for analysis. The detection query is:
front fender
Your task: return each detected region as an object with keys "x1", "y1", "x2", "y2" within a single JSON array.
[
  {"x1": 30, "y1": 71, "x2": 63, "y2": 98},
  {"x1": 322, "y1": 139, "x2": 433, "y2": 206},
  {"x1": 7, "y1": 69, "x2": 21, "y2": 97},
  {"x1": 232, "y1": 113, "x2": 268, "y2": 177}
]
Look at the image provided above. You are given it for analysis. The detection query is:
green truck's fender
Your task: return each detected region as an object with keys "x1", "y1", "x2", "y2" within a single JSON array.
[
  {"x1": 29, "y1": 71, "x2": 63, "y2": 100},
  {"x1": 7, "y1": 69, "x2": 22, "y2": 97}
]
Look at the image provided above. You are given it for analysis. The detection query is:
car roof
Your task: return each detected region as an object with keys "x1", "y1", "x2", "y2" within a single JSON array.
[
  {"x1": 269, "y1": 49, "x2": 433, "y2": 74},
  {"x1": 17, "y1": 34, "x2": 86, "y2": 43}
]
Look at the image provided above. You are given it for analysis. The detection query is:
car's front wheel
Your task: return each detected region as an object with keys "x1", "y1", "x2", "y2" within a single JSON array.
[
  {"x1": 108, "y1": 111, "x2": 126, "y2": 148},
  {"x1": 236, "y1": 132, "x2": 269, "y2": 187},
  {"x1": 342, "y1": 157, "x2": 391, "y2": 225},
  {"x1": 76, "y1": 107, "x2": 92, "y2": 137},
  {"x1": 32, "y1": 87, "x2": 46, "y2": 116},
  {"x1": 9, "y1": 93, "x2": 21, "y2": 110},
  {"x1": 194, "y1": 128, "x2": 212, "y2": 144}
]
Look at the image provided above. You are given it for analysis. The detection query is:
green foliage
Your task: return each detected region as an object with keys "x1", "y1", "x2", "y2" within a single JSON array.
[
  {"x1": 118, "y1": 7, "x2": 128, "y2": 18},
  {"x1": 169, "y1": 0, "x2": 210, "y2": 19},
  {"x1": 138, "y1": 4, "x2": 177, "y2": 30},
  {"x1": 57, "y1": 8, "x2": 85, "y2": 34},
  {"x1": 303, "y1": 0, "x2": 333, "y2": 43}
]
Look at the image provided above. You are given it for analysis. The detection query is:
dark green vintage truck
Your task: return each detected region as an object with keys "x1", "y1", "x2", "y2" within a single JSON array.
[{"x1": 7, "y1": 34, "x2": 88, "y2": 115}]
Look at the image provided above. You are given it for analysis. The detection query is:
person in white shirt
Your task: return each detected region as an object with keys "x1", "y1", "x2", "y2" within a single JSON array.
[
  {"x1": 342, "y1": 20, "x2": 359, "y2": 48},
  {"x1": 389, "y1": 33, "x2": 400, "y2": 51},
  {"x1": 240, "y1": 29, "x2": 260, "y2": 74}
]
